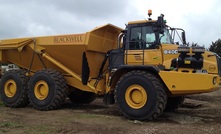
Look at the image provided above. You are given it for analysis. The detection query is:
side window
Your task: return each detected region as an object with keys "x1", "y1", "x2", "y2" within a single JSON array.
[
  {"x1": 129, "y1": 26, "x2": 156, "y2": 50},
  {"x1": 143, "y1": 27, "x2": 156, "y2": 49},
  {"x1": 129, "y1": 27, "x2": 142, "y2": 50},
  {"x1": 159, "y1": 29, "x2": 173, "y2": 44}
]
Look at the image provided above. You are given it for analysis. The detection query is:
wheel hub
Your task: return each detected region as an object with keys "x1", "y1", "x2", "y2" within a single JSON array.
[
  {"x1": 4, "y1": 80, "x2": 17, "y2": 98},
  {"x1": 34, "y1": 80, "x2": 49, "y2": 100},
  {"x1": 125, "y1": 84, "x2": 147, "y2": 109}
]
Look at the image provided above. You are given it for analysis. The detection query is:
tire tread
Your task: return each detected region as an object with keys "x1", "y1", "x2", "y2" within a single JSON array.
[
  {"x1": 28, "y1": 69, "x2": 68, "y2": 110},
  {"x1": 115, "y1": 70, "x2": 167, "y2": 121}
]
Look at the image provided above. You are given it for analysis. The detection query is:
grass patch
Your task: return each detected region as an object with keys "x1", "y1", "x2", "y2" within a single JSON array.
[
  {"x1": 0, "y1": 122, "x2": 52, "y2": 134},
  {"x1": 0, "y1": 101, "x2": 4, "y2": 106},
  {"x1": 0, "y1": 121, "x2": 23, "y2": 128},
  {"x1": 26, "y1": 125, "x2": 52, "y2": 134}
]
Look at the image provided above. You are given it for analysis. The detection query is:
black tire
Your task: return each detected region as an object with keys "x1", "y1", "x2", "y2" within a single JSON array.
[
  {"x1": 164, "y1": 96, "x2": 184, "y2": 112},
  {"x1": 0, "y1": 70, "x2": 29, "y2": 107},
  {"x1": 28, "y1": 69, "x2": 68, "y2": 110},
  {"x1": 69, "y1": 89, "x2": 96, "y2": 104},
  {"x1": 115, "y1": 71, "x2": 167, "y2": 121}
]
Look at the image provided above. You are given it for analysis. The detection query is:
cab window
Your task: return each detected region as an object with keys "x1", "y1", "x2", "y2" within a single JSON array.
[
  {"x1": 129, "y1": 26, "x2": 156, "y2": 50},
  {"x1": 160, "y1": 29, "x2": 173, "y2": 44}
]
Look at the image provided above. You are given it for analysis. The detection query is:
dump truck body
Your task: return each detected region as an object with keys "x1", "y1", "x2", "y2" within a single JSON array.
[{"x1": 0, "y1": 24, "x2": 122, "y2": 93}]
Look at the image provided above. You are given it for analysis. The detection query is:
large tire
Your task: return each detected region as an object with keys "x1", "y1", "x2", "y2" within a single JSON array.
[
  {"x1": 0, "y1": 70, "x2": 29, "y2": 107},
  {"x1": 115, "y1": 71, "x2": 167, "y2": 121},
  {"x1": 164, "y1": 96, "x2": 184, "y2": 112},
  {"x1": 68, "y1": 89, "x2": 96, "y2": 104},
  {"x1": 28, "y1": 69, "x2": 68, "y2": 110}
]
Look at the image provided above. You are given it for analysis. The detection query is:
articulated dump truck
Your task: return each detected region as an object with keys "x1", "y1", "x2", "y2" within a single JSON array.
[{"x1": 0, "y1": 11, "x2": 221, "y2": 121}]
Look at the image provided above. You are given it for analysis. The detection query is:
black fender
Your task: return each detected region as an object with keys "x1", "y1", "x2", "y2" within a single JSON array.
[{"x1": 109, "y1": 65, "x2": 160, "y2": 89}]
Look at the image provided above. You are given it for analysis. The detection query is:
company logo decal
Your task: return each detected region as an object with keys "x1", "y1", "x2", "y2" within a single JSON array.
[
  {"x1": 54, "y1": 35, "x2": 83, "y2": 44},
  {"x1": 209, "y1": 65, "x2": 216, "y2": 72}
]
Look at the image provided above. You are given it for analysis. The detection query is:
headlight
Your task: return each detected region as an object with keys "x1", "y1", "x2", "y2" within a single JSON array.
[
  {"x1": 192, "y1": 46, "x2": 205, "y2": 53},
  {"x1": 178, "y1": 46, "x2": 190, "y2": 53},
  {"x1": 213, "y1": 76, "x2": 217, "y2": 85}
]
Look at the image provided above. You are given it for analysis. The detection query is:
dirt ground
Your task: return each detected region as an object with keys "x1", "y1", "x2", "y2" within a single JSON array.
[{"x1": 1, "y1": 90, "x2": 221, "y2": 134}]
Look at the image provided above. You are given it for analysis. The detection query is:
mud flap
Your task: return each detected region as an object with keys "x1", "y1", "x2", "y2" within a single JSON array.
[
  {"x1": 103, "y1": 93, "x2": 115, "y2": 105},
  {"x1": 82, "y1": 52, "x2": 90, "y2": 85}
]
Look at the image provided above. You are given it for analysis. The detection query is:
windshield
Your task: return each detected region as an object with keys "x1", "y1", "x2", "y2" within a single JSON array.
[{"x1": 160, "y1": 29, "x2": 173, "y2": 44}]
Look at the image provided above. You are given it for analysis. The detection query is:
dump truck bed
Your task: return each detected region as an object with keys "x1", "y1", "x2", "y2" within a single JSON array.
[
  {"x1": 0, "y1": 24, "x2": 123, "y2": 78},
  {"x1": 0, "y1": 24, "x2": 123, "y2": 93}
]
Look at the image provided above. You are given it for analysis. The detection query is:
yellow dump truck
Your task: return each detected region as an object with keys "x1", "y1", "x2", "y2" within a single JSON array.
[{"x1": 0, "y1": 11, "x2": 220, "y2": 121}]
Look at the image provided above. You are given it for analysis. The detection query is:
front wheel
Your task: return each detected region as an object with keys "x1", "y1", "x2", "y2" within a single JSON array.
[{"x1": 115, "y1": 71, "x2": 167, "y2": 121}]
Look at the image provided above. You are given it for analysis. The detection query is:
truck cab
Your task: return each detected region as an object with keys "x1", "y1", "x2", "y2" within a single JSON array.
[
  {"x1": 108, "y1": 13, "x2": 221, "y2": 81},
  {"x1": 109, "y1": 14, "x2": 180, "y2": 70}
]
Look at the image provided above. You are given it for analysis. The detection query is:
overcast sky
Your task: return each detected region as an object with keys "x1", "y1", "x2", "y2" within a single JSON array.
[{"x1": 0, "y1": 0, "x2": 220, "y2": 48}]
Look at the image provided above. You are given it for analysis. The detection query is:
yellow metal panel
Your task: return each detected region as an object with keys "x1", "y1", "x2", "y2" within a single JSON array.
[
  {"x1": 128, "y1": 20, "x2": 157, "y2": 25},
  {"x1": 159, "y1": 71, "x2": 220, "y2": 95},
  {"x1": 125, "y1": 50, "x2": 144, "y2": 65},
  {"x1": 64, "y1": 76, "x2": 95, "y2": 93},
  {"x1": 0, "y1": 51, "x2": 2, "y2": 62},
  {"x1": 86, "y1": 24, "x2": 122, "y2": 53},
  {"x1": 125, "y1": 49, "x2": 162, "y2": 65},
  {"x1": 203, "y1": 51, "x2": 219, "y2": 74},
  {"x1": 0, "y1": 38, "x2": 33, "y2": 52},
  {"x1": 35, "y1": 34, "x2": 86, "y2": 45},
  {"x1": 64, "y1": 76, "x2": 105, "y2": 94}
]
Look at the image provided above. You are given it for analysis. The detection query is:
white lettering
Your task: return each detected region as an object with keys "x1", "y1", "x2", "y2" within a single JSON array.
[{"x1": 164, "y1": 50, "x2": 178, "y2": 55}]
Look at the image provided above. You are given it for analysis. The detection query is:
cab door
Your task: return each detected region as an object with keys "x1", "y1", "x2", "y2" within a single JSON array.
[{"x1": 125, "y1": 25, "x2": 163, "y2": 66}]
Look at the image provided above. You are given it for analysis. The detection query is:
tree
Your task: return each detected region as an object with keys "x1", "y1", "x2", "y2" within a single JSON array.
[
  {"x1": 208, "y1": 38, "x2": 221, "y2": 57},
  {"x1": 186, "y1": 42, "x2": 200, "y2": 47}
]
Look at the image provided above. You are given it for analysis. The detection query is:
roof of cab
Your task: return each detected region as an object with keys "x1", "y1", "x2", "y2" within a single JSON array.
[{"x1": 128, "y1": 19, "x2": 157, "y2": 25}]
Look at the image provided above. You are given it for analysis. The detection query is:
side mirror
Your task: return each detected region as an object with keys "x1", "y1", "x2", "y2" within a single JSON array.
[
  {"x1": 156, "y1": 14, "x2": 165, "y2": 34},
  {"x1": 181, "y1": 32, "x2": 186, "y2": 44},
  {"x1": 157, "y1": 14, "x2": 165, "y2": 29}
]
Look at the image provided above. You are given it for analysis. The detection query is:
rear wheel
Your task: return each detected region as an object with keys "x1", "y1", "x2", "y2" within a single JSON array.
[
  {"x1": 28, "y1": 69, "x2": 68, "y2": 110},
  {"x1": 115, "y1": 71, "x2": 167, "y2": 121},
  {"x1": 68, "y1": 89, "x2": 96, "y2": 104},
  {"x1": 0, "y1": 70, "x2": 29, "y2": 107}
]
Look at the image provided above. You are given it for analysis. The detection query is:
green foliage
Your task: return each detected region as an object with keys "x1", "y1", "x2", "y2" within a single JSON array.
[
  {"x1": 0, "y1": 101, "x2": 4, "y2": 106},
  {"x1": 190, "y1": 42, "x2": 199, "y2": 46},
  {"x1": 0, "y1": 122, "x2": 20, "y2": 127},
  {"x1": 186, "y1": 42, "x2": 200, "y2": 47},
  {"x1": 208, "y1": 38, "x2": 221, "y2": 57}
]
